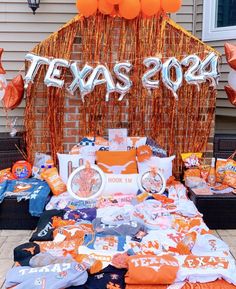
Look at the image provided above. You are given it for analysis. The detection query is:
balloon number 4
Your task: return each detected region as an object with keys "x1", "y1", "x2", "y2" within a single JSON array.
[{"x1": 24, "y1": 52, "x2": 219, "y2": 102}]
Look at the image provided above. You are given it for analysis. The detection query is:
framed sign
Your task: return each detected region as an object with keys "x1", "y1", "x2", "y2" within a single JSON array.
[
  {"x1": 67, "y1": 164, "x2": 106, "y2": 200},
  {"x1": 138, "y1": 170, "x2": 166, "y2": 195}
]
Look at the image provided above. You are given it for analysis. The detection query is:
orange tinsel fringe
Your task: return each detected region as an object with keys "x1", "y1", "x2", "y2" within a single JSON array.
[{"x1": 24, "y1": 14, "x2": 219, "y2": 175}]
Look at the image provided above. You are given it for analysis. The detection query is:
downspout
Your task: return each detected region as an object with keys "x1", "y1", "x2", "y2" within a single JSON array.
[{"x1": 193, "y1": 0, "x2": 197, "y2": 36}]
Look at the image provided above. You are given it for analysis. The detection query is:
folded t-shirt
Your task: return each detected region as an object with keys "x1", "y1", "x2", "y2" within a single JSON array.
[
  {"x1": 4, "y1": 178, "x2": 51, "y2": 217},
  {"x1": 5, "y1": 262, "x2": 88, "y2": 289},
  {"x1": 64, "y1": 207, "x2": 96, "y2": 222},
  {"x1": 176, "y1": 255, "x2": 236, "y2": 284},
  {"x1": 191, "y1": 234, "x2": 230, "y2": 257},
  {"x1": 92, "y1": 218, "x2": 144, "y2": 236},
  {"x1": 0, "y1": 180, "x2": 7, "y2": 203},
  {"x1": 67, "y1": 265, "x2": 127, "y2": 289},
  {"x1": 83, "y1": 233, "x2": 127, "y2": 252},
  {"x1": 30, "y1": 209, "x2": 64, "y2": 242}
]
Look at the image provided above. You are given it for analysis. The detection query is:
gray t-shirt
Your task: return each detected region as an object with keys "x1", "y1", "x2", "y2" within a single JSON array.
[{"x1": 5, "y1": 262, "x2": 88, "y2": 289}]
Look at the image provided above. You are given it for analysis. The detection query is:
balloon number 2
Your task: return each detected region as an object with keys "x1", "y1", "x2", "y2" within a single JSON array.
[
  {"x1": 25, "y1": 52, "x2": 219, "y2": 102},
  {"x1": 143, "y1": 52, "x2": 219, "y2": 100}
]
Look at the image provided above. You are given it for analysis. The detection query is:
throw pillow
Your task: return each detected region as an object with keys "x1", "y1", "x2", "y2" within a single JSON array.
[{"x1": 96, "y1": 149, "x2": 138, "y2": 174}]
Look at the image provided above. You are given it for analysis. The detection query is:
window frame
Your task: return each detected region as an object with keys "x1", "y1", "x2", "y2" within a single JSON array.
[{"x1": 202, "y1": 0, "x2": 236, "y2": 41}]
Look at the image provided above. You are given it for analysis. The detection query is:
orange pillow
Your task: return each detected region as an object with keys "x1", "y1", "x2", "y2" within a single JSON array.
[
  {"x1": 41, "y1": 167, "x2": 67, "y2": 196},
  {"x1": 125, "y1": 254, "x2": 179, "y2": 285},
  {"x1": 96, "y1": 149, "x2": 138, "y2": 174}
]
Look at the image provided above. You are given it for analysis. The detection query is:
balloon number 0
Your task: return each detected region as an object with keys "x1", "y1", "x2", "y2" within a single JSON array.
[
  {"x1": 162, "y1": 57, "x2": 183, "y2": 100},
  {"x1": 25, "y1": 52, "x2": 219, "y2": 101}
]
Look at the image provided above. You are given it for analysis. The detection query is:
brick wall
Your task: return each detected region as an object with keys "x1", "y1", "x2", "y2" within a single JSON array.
[
  {"x1": 61, "y1": 33, "x2": 216, "y2": 157},
  {"x1": 26, "y1": 17, "x2": 217, "y2": 176}
]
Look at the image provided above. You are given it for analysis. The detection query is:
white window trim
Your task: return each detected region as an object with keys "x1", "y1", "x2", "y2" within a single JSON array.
[{"x1": 202, "y1": 0, "x2": 236, "y2": 41}]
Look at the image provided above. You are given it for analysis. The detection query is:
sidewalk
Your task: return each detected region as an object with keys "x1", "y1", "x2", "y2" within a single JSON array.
[{"x1": 0, "y1": 229, "x2": 236, "y2": 288}]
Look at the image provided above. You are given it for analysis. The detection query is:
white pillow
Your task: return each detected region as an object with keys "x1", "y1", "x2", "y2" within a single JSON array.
[
  {"x1": 102, "y1": 174, "x2": 139, "y2": 196},
  {"x1": 57, "y1": 153, "x2": 95, "y2": 184},
  {"x1": 138, "y1": 156, "x2": 175, "y2": 181}
]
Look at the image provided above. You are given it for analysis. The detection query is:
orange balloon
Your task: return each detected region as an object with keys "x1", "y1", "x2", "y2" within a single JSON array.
[
  {"x1": 98, "y1": 0, "x2": 113, "y2": 14},
  {"x1": 141, "y1": 0, "x2": 161, "y2": 16},
  {"x1": 142, "y1": 12, "x2": 152, "y2": 19},
  {"x1": 76, "y1": 0, "x2": 98, "y2": 17},
  {"x1": 119, "y1": 0, "x2": 141, "y2": 19},
  {"x1": 2, "y1": 75, "x2": 24, "y2": 110},
  {"x1": 161, "y1": 0, "x2": 182, "y2": 13},
  {"x1": 0, "y1": 48, "x2": 6, "y2": 74},
  {"x1": 106, "y1": 0, "x2": 121, "y2": 4},
  {"x1": 224, "y1": 43, "x2": 236, "y2": 70},
  {"x1": 225, "y1": 85, "x2": 236, "y2": 106}
]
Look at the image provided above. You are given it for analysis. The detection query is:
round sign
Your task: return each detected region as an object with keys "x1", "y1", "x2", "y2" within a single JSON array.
[
  {"x1": 138, "y1": 169, "x2": 166, "y2": 195},
  {"x1": 67, "y1": 164, "x2": 106, "y2": 200},
  {"x1": 12, "y1": 160, "x2": 32, "y2": 179}
]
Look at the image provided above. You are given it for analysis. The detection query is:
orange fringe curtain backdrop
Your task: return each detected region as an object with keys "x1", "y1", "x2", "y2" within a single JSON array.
[
  {"x1": 24, "y1": 14, "x2": 219, "y2": 175},
  {"x1": 25, "y1": 16, "x2": 80, "y2": 162}
]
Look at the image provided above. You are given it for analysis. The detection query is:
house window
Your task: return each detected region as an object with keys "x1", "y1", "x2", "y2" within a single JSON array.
[{"x1": 202, "y1": 0, "x2": 236, "y2": 41}]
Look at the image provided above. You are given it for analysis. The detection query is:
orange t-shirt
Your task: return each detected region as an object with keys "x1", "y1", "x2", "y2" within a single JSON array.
[{"x1": 125, "y1": 254, "x2": 179, "y2": 285}]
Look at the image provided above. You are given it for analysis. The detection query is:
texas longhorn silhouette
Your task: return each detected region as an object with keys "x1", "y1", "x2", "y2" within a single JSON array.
[{"x1": 98, "y1": 161, "x2": 135, "y2": 174}]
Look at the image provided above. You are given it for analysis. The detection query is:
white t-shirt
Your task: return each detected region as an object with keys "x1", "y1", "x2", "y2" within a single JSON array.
[
  {"x1": 191, "y1": 234, "x2": 230, "y2": 257},
  {"x1": 176, "y1": 255, "x2": 236, "y2": 284}
]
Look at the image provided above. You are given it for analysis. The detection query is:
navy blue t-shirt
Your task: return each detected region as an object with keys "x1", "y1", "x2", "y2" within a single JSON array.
[{"x1": 68, "y1": 265, "x2": 127, "y2": 289}]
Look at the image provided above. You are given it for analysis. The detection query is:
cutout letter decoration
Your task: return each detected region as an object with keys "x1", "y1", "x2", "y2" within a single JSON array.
[
  {"x1": 162, "y1": 57, "x2": 183, "y2": 100},
  {"x1": 85, "y1": 65, "x2": 116, "y2": 102},
  {"x1": 142, "y1": 57, "x2": 162, "y2": 90},
  {"x1": 25, "y1": 53, "x2": 50, "y2": 88},
  {"x1": 114, "y1": 62, "x2": 133, "y2": 101},
  {"x1": 200, "y1": 52, "x2": 219, "y2": 89},
  {"x1": 44, "y1": 58, "x2": 70, "y2": 88},
  {"x1": 181, "y1": 55, "x2": 204, "y2": 90},
  {"x1": 67, "y1": 63, "x2": 93, "y2": 96}
]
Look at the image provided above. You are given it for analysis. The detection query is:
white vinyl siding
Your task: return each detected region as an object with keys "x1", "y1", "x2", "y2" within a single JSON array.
[
  {"x1": 0, "y1": 0, "x2": 76, "y2": 132},
  {"x1": 171, "y1": 0, "x2": 194, "y2": 33},
  {"x1": 173, "y1": 0, "x2": 236, "y2": 134}
]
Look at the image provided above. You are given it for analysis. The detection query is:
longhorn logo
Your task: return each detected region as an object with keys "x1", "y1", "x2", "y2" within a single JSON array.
[{"x1": 98, "y1": 161, "x2": 134, "y2": 174}]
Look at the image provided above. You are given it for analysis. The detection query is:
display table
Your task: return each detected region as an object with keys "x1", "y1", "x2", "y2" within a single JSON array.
[
  {"x1": 0, "y1": 196, "x2": 39, "y2": 230},
  {"x1": 188, "y1": 189, "x2": 236, "y2": 229}
]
